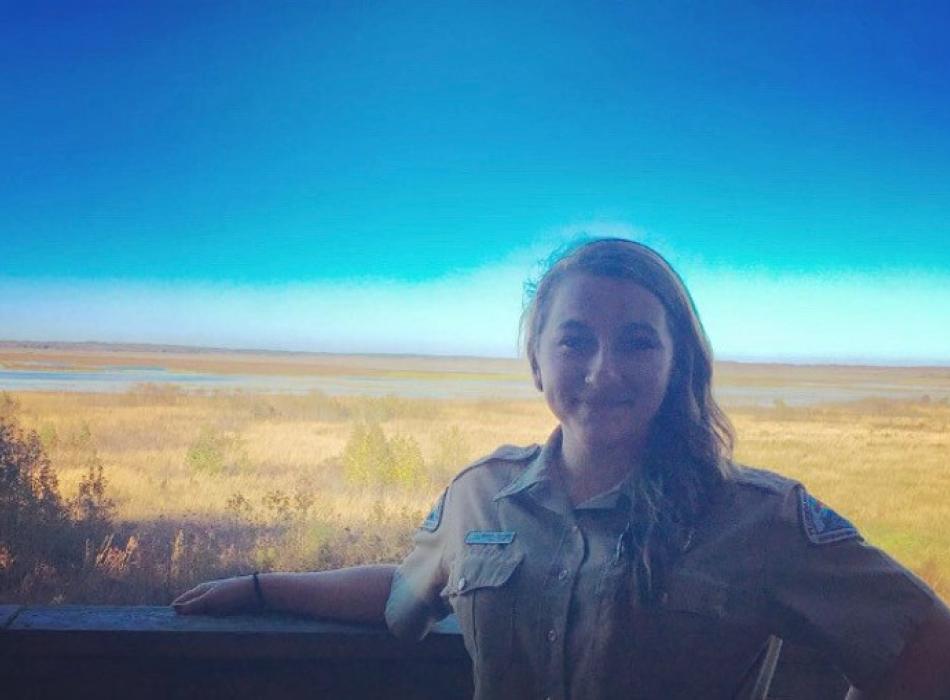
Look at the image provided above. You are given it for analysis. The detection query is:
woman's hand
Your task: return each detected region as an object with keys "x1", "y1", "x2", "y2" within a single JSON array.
[{"x1": 172, "y1": 576, "x2": 254, "y2": 616}]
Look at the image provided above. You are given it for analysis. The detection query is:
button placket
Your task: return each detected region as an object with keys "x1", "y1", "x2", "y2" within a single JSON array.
[{"x1": 539, "y1": 522, "x2": 578, "y2": 700}]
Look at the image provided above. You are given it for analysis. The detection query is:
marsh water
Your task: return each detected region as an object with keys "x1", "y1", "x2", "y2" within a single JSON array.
[
  {"x1": 1, "y1": 366, "x2": 946, "y2": 406},
  {"x1": 0, "y1": 367, "x2": 539, "y2": 400}
]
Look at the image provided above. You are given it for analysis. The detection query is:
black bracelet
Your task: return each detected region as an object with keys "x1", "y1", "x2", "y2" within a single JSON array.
[{"x1": 251, "y1": 571, "x2": 266, "y2": 611}]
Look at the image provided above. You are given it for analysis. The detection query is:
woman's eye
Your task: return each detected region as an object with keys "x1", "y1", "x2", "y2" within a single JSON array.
[
  {"x1": 622, "y1": 337, "x2": 659, "y2": 351},
  {"x1": 560, "y1": 336, "x2": 592, "y2": 351}
]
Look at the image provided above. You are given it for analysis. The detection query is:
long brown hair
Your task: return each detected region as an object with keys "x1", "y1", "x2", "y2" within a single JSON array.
[{"x1": 522, "y1": 238, "x2": 735, "y2": 602}]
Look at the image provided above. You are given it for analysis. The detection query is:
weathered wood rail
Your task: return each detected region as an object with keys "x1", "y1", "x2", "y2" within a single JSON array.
[{"x1": 0, "y1": 605, "x2": 849, "y2": 699}]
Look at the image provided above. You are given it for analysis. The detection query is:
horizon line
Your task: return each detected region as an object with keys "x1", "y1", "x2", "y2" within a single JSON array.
[{"x1": 2, "y1": 339, "x2": 948, "y2": 370}]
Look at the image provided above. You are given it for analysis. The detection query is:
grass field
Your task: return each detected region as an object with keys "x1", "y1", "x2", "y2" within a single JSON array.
[{"x1": 1, "y1": 347, "x2": 948, "y2": 604}]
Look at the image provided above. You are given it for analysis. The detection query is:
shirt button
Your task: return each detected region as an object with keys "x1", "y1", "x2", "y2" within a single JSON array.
[
  {"x1": 457, "y1": 577, "x2": 467, "y2": 592},
  {"x1": 557, "y1": 568, "x2": 569, "y2": 581},
  {"x1": 547, "y1": 629, "x2": 558, "y2": 642}
]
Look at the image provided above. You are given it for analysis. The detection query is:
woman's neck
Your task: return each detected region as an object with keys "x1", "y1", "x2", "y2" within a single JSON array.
[{"x1": 559, "y1": 430, "x2": 645, "y2": 505}]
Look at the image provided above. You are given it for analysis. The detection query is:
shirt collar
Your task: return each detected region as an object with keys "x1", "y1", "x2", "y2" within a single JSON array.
[
  {"x1": 574, "y1": 471, "x2": 636, "y2": 511},
  {"x1": 493, "y1": 427, "x2": 636, "y2": 515},
  {"x1": 493, "y1": 427, "x2": 569, "y2": 513}
]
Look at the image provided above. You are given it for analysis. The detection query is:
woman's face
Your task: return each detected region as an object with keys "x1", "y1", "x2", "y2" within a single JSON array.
[{"x1": 531, "y1": 273, "x2": 675, "y2": 454}]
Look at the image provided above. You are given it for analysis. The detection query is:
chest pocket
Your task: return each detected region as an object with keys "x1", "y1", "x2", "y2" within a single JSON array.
[
  {"x1": 653, "y1": 568, "x2": 762, "y2": 653},
  {"x1": 449, "y1": 549, "x2": 524, "y2": 671},
  {"x1": 640, "y1": 569, "x2": 768, "y2": 693},
  {"x1": 662, "y1": 570, "x2": 730, "y2": 619}
]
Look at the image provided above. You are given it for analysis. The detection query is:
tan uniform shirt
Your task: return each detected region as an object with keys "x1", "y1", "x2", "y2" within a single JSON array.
[{"x1": 385, "y1": 429, "x2": 937, "y2": 699}]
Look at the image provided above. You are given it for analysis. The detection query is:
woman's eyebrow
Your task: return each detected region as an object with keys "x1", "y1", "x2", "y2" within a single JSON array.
[
  {"x1": 623, "y1": 322, "x2": 660, "y2": 335},
  {"x1": 556, "y1": 320, "x2": 591, "y2": 332}
]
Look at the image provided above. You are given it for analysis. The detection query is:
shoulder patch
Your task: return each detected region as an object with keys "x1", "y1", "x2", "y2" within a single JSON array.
[
  {"x1": 420, "y1": 489, "x2": 446, "y2": 532},
  {"x1": 797, "y1": 489, "x2": 859, "y2": 545}
]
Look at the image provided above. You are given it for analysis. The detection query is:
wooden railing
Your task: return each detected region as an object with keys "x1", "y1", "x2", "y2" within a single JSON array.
[{"x1": 0, "y1": 605, "x2": 848, "y2": 699}]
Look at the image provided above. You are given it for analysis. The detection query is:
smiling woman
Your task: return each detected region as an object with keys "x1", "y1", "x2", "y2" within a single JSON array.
[{"x1": 174, "y1": 239, "x2": 950, "y2": 699}]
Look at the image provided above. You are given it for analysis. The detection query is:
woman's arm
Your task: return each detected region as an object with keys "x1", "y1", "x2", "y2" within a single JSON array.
[
  {"x1": 172, "y1": 565, "x2": 397, "y2": 624},
  {"x1": 845, "y1": 599, "x2": 950, "y2": 700}
]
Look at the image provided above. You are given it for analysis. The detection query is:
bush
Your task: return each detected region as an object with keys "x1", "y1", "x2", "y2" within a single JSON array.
[
  {"x1": 341, "y1": 422, "x2": 427, "y2": 489},
  {"x1": 388, "y1": 433, "x2": 426, "y2": 489},
  {"x1": 342, "y1": 422, "x2": 391, "y2": 486},
  {"x1": 186, "y1": 427, "x2": 249, "y2": 475},
  {"x1": 0, "y1": 413, "x2": 115, "y2": 601},
  {"x1": 186, "y1": 428, "x2": 225, "y2": 474},
  {"x1": 0, "y1": 416, "x2": 69, "y2": 578}
]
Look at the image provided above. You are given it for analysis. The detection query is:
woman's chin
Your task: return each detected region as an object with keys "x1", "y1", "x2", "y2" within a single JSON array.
[{"x1": 570, "y1": 422, "x2": 647, "y2": 454}]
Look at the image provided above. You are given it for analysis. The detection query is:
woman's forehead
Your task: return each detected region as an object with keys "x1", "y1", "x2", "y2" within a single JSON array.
[{"x1": 544, "y1": 273, "x2": 668, "y2": 327}]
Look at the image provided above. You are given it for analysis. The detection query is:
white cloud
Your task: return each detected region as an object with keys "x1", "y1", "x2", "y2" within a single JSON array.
[
  {"x1": 2, "y1": 225, "x2": 947, "y2": 364},
  {"x1": 686, "y1": 267, "x2": 950, "y2": 364}
]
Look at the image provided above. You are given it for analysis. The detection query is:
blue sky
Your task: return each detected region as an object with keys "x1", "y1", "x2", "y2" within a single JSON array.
[{"x1": 2, "y1": 2, "x2": 948, "y2": 363}]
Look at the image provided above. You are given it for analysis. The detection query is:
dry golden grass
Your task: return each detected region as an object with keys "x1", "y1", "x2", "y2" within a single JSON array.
[
  {"x1": 2, "y1": 357, "x2": 948, "y2": 603},
  {"x1": 731, "y1": 399, "x2": 950, "y2": 598}
]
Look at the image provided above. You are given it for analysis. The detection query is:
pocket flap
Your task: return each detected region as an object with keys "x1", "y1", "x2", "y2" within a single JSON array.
[
  {"x1": 663, "y1": 571, "x2": 729, "y2": 617},
  {"x1": 453, "y1": 551, "x2": 524, "y2": 595}
]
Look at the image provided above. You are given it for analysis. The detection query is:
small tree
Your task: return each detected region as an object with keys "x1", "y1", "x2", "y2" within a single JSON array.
[{"x1": 342, "y1": 422, "x2": 392, "y2": 487}]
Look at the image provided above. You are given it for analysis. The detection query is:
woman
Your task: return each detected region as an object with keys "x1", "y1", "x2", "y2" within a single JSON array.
[{"x1": 174, "y1": 239, "x2": 950, "y2": 698}]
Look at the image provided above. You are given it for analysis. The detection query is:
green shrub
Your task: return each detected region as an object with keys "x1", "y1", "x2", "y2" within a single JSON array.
[
  {"x1": 341, "y1": 422, "x2": 427, "y2": 489},
  {"x1": 342, "y1": 422, "x2": 391, "y2": 486},
  {"x1": 388, "y1": 433, "x2": 426, "y2": 489},
  {"x1": 186, "y1": 428, "x2": 249, "y2": 475},
  {"x1": 186, "y1": 428, "x2": 226, "y2": 474}
]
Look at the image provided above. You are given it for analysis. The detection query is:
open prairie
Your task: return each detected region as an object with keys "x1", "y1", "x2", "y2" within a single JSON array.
[{"x1": 1, "y1": 344, "x2": 948, "y2": 603}]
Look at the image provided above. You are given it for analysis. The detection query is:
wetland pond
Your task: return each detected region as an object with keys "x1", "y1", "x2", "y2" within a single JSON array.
[{"x1": 1, "y1": 365, "x2": 946, "y2": 406}]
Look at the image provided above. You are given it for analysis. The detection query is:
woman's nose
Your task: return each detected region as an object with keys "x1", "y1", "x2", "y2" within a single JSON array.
[{"x1": 585, "y1": 346, "x2": 622, "y2": 387}]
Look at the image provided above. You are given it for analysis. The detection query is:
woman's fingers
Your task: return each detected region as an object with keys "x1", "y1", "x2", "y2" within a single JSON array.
[
  {"x1": 172, "y1": 582, "x2": 211, "y2": 606},
  {"x1": 171, "y1": 577, "x2": 249, "y2": 616},
  {"x1": 172, "y1": 582, "x2": 218, "y2": 614},
  {"x1": 172, "y1": 596, "x2": 202, "y2": 615}
]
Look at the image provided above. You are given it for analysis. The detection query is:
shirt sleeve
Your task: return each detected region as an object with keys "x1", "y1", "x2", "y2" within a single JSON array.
[
  {"x1": 763, "y1": 483, "x2": 938, "y2": 690},
  {"x1": 385, "y1": 486, "x2": 454, "y2": 640}
]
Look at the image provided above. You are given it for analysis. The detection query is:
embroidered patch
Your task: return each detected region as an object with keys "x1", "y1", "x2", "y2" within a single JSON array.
[
  {"x1": 798, "y1": 489, "x2": 859, "y2": 545},
  {"x1": 420, "y1": 489, "x2": 446, "y2": 532},
  {"x1": 465, "y1": 530, "x2": 516, "y2": 545}
]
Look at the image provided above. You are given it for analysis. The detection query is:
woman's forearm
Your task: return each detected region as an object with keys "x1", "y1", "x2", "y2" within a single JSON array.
[{"x1": 257, "y1": 565, "x2": 397, "y2": 624}]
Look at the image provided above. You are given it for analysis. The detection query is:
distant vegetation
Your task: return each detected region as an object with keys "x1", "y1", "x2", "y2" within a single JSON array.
[{"x1": 1, "y1": 384, "x2": 947, "y2": 604}]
